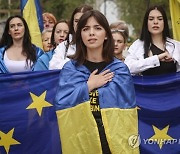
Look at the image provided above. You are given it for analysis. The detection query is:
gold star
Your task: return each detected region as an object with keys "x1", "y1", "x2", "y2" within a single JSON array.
[
  {"x1": 149, "y1": 125, "x2": 174, "y2": 149},
  {"x1": 136, "y1": 106, "x2": 141, "y2": 110},
  {"x1": 26, "y1": 91, "x2": 53, "y2": 116},
  {"x1": 0, "y1": 128, "x2": 20, "y2": 153}
]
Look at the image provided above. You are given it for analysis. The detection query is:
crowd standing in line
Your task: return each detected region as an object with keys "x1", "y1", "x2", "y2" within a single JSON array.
[
  {"x1": 55, "y1": 9, "x2": 137, "y2": 153},
  {"x1": 34, "y1": 19, "x2": 70, "y2": 71},
  {"x1": 0, "y1": 15, "x2": 43, "y2": 73},
  {"x1": 0, "y1": 3, "x2": 179, "y2": 154},
  {"x1": 1, "y1": 4, "x2": 179, "y2": 76},
  {"x1": 124, "y1": 5, "x2": 180, "y2": 76}
]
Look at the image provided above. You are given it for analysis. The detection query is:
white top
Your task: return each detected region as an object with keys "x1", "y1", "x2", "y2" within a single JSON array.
[
  {"x1": 124, "y1": 38, "x2": 180, "y2": 75},
  {"x1": 4, "y1": 52, "x2": 31, "y2": 73},
  {"x1": 49, "y1": 35, "x2": 76, "y2": 70}
]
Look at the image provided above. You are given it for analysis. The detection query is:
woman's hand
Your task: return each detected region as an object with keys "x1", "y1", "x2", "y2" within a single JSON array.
[
  {"x1": 87, "y1": 69, "x2": 114, "y2": 92},
  {"x1": 158, "y1": 51, "x2": 173, "y2": 62}
]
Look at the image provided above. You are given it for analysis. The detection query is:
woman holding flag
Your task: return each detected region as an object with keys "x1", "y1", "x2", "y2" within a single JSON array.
[{"x1": 0, "y1": 15, "x2": 43, "y2": 73}]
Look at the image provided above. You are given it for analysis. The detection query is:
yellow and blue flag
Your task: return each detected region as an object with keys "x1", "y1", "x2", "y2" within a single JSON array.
[
  {"x1": 55, "y1": 59, "x2": 139, "y2": 153},
  {"x1": 169, "y1": 0, "x2": 180, "y2": 41},
  {"x1": 133, "y1": 73, "x2": 180, "y2": 153},
  {"x1": 0, "y1": 71, "x2": 61, "y2": 154},
  {"x1": 20, "y1": 0, "x2": 43, "y2": 48}
]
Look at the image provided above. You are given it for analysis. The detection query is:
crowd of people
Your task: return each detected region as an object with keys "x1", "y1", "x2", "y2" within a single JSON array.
[
  {"x1": 0, "y1": 4, "x2": 179, "y2": 75},
  {"x1": 0, "y1": 3, "x2": 180, "y2": 153}
]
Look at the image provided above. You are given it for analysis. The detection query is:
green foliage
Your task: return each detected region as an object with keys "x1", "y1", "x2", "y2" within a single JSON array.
[
  {"x1": 0, "y1": 0, "x2": 170, "y2": 39},
  {"x1": 41, "y1": 0, "x2": 95, "y2": 21},
  {"x1": 0, "y1": 0, "x2": 94, "y2": 21},
  {"x1": 0, "y1": 0, "x2": 19, "y2": 10},
  {"x1": 41, "y1": 0, "x2": 66, "y2": 20},
  {"x1": 0, "y1": 0, "x2": 20, "y2": 19}
]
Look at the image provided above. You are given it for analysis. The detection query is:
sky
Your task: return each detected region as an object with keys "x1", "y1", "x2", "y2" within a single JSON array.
[
  {"x1": 99, "y1": 1, "x2": 133, "y2": 36},
  {"x1": 99, "y1": 1, "x2": 119, "y2": 24}
]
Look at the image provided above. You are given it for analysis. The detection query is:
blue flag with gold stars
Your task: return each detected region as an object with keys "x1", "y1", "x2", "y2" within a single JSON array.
[
  {"x1": 0, "y1": 71, "x2": 61, "y2": 154},
  {"x1": 0, "y1": 70, "x2": 180, "y2": 154},
  {"x1": 133, "y1": 73, "x2": 180, "y2": 154}
]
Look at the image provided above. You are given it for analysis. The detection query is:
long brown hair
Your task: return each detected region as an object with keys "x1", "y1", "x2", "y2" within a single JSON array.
[
  {"x1": 64, "y1": 5, "x2": 93, "y2": 58},
  {"x1": 73, "y1": 10, "x2": 114, "y2": 65}
]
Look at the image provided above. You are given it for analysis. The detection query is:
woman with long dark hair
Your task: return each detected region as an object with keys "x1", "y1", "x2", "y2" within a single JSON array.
[
  {"x1": 55, "y1": 10, "x2": 138, "y2": 154},
  {"x1": 0, "y1": 15, "x2": 43, "y2": 73},
  {"x1": 125, "y1": 5, "x2": 180, "y2": 76}
]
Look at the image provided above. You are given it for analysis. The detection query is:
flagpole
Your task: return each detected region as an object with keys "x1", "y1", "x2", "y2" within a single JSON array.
[
  {"x1": 146, "y1": 0, "x2": 150, "y2": 9},
  {"x1": 8, "y1": 0, "x2": 11, "y2": 17},
  {"x1": 104, "y1": 0, "x2": 106, "y2": 16}
]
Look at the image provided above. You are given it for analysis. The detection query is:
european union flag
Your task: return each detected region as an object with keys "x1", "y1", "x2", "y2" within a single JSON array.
[
  {"x1": 0, "y1": 71, "x2": 61, "y2": 154},
  {"x1": 133, "y1": 73, "x2": 180, "y2": 154},
  {"x1": 0, "y1": 70, "x2": 180, "y2": 154}
]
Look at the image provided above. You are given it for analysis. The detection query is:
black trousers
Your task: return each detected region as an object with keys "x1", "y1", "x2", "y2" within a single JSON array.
[{"x1": 96, "y1": 118, "x2": 111, "y2": 154}]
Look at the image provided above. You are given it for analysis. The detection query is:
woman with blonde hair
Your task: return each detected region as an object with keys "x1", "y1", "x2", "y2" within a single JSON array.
[
  {"x1": 110, "y1": 20, "x2": 129, "y2": 61},
  {"x1": 41, "y1": 29, "x2": 53, "y2": 52}
]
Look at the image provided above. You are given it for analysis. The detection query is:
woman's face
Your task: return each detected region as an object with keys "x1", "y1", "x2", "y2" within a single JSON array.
[
  {"x1": 54, "y1": 22, "x2": 69, "y2": 45},
  {"x1": 42, "y1": 31, "x2": 53, "y2": 52},
  {"x1": 8, "y1": 17, "x2": 25, "y2": 40},
  {"x1": 73, "y1": 12, "x2": 83, "y2": 32},
  {"x1": 148, "y1": 9, "x2": 164, "y2": 36},
  {"x1": 81, "y1": 16, "x2": 106, "y2": 52},
  {"x1": 43, "y1": 16, "x2": 55, "y2": 30},
  {"x1": 112, "y1": 32, "x2": 126, "y2": 55}
]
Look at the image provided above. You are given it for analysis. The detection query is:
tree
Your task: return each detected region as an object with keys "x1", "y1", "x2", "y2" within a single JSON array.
[
  {"x1": 41, "y1": 0, "x2": 95, "y2": 20},
  {"x1": 41, "y1": 0, "x2": 66, "y2": 20},
  {"x1": 0, "y1": 0, "x2": 95, "y2": 21},
  {"x1": 0, "y1": 0, "x2": 20, "y2": 19}
]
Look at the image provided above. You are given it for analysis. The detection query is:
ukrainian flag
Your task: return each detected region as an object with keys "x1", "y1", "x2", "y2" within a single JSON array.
[
  {"x1": 55, "y1": 59, "x2": 139, "y2": 153},
  {"x1": 21, "y1": 0, "x2": 43, "y2": 48},
  {"x1": 169, "y1": 0, "x2": 180, "y2": 41}
]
